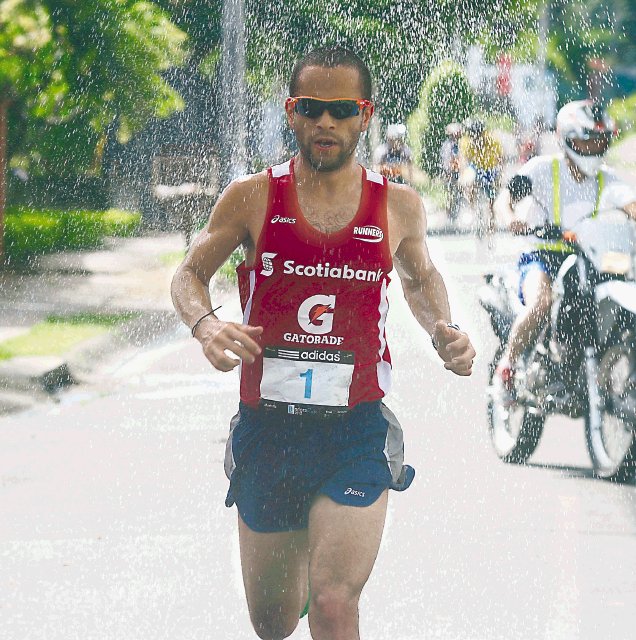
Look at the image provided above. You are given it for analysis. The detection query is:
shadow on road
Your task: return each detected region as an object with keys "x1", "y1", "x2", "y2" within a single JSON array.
[{"x1": 524, "y1": 460, "x2": 636, "y2": 486}]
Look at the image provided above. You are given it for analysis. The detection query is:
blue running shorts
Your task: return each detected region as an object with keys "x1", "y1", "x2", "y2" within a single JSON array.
[
  {"x1": 224, "y1": 400, "x2": 415, "y2": 533},
  {"x1": 472, "y1": 165, "x2": 500, "y2": 200},
  {"x1": 518, "y1": 250, "x2": 570, "y2": 305}
]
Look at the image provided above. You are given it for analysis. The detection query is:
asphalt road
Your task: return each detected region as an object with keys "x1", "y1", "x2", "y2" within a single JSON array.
[{"x1": 1, "y1": 232, "x2": 635, "y2": 640}]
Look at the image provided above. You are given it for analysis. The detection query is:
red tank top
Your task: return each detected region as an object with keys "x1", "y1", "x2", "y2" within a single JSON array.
[{"x1": 237, "y1": 158, "x2": 393, "y2": 415}]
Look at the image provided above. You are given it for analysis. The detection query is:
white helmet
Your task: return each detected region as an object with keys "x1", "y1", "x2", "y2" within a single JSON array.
[
  {"x1": 386, "y1": 123, "x2": 407, "y2": 140},
  {"x1": 556, "y1": 100, "x2": 615, "y2": 176}
]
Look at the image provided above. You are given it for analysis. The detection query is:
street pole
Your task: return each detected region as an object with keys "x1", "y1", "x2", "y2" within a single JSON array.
[
  {"x1": 220, "y1": 0, "x2": 247, "y2": 187},
  {"x1": 0, "y1": 95, "x2": 9, "y2": 267},
  {"x1": 537, "y1": 1, "x2": 550, "y2": 126}
]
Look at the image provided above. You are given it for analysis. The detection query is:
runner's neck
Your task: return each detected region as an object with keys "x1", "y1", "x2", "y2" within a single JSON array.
[{"x1": 293, "y1": 153, "x2": 363, "y2": 199}]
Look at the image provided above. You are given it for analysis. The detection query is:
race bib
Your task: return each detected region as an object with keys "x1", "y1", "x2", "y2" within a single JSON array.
[{"x1": 260, "y1": 346, "x2": 354, "y2": 413}]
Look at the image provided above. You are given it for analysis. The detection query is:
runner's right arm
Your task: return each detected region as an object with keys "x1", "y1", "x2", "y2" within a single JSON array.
[
  {"x1": 171, "y1": 174, "x2": 267, "y2": 371},
  {"x1": 389, "y1": 185, "x2": 476, "y2": 376}
]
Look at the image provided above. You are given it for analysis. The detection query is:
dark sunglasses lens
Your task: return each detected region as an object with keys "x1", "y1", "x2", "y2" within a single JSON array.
[
  {"x1": 328, "y1": 101, "x2": 359, "y2": 119},
  {"x1": 296, "y1": 98, "x2": 359, "y2": 119},
  {"x1": 296, "y1": 98, "x2": 320, "y2": 118}
]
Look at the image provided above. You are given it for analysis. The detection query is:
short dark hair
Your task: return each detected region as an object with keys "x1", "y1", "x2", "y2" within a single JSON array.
[{"x1": 289, "y1": 47, "x2": 372, "y2": 100}]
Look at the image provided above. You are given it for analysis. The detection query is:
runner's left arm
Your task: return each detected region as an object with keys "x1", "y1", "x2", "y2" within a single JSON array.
[{"x1": 392, "y1": 187, "x2": 476, "y2": 376}]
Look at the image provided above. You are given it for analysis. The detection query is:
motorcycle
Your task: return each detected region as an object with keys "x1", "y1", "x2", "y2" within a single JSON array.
[{"x1": 479, "y1": 210, "x2": 636, "y2": 481}]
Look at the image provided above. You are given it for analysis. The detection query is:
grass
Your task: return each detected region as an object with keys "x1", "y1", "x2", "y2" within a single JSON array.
[
  {"x1": 420, "y1": 177, "x2": 449, "y2": 211},
  {"x1": 159, "y1": 250, "x2": 186, "y2": 267},
  {"x1": 217, "y1": 248, "x2": 245, "y2": 284},
  {"x1": 160, "y1": 247, "x2": 243, "y2": 284},
  {"x1": 0, "y1": 312, "x2": 140, "y2": 361}
]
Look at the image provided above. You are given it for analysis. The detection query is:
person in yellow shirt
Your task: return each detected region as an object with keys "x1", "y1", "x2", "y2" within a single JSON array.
[{"x1": 459, "y1": 118, "x2": 503, "y2": 234}]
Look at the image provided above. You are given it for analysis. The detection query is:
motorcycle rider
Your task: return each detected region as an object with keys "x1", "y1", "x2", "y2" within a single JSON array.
[{"x1": 493, "y1": 99, "x2": 636, "y2": 400}]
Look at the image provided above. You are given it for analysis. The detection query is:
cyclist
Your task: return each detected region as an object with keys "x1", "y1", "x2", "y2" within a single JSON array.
[
  {"x1": 373, "y1": 122, "x2": 414, "y2": 183},
  {"x1": 459, "y1": 118, "x2": 504, "y2": 234},
  {"x1": 493, "y1": 99, "x2": 636, "y2": 398},
  {"x1": 440, "y1": 122, "x2": 463, "y2": 221}
]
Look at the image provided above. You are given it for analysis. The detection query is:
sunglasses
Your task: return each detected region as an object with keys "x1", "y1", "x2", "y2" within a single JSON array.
[
  {"x1": 565, "y1": 132, "x2": 612, "y2": 157},
  {"x1": 286, "y1": 96, "x2": 374, "y2": 120}
]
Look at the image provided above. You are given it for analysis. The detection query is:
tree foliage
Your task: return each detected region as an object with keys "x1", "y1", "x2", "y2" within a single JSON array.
[
  {"x1": 409, "y1": 61, "x2": 474, "y2": 176},
  {"x1": 1, "y1": 0, "x2": 187, "y2": 175},
  {"x1": 247, "y1": 0, "x2": 533, "y2": 123}
]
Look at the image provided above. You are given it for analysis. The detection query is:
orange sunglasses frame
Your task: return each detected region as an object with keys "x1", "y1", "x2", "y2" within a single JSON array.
[{"x1": 285, "y1": 96, "x2": 374, "y2": 118}]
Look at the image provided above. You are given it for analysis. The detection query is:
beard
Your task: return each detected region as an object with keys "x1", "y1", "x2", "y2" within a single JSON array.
[{"x1": 296, "y1": 134, "x2": 359, "y2": 172}]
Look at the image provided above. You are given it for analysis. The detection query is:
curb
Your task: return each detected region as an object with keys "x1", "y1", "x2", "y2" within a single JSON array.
[
  {"x1": 0, "y1": 356, "x2": 74, "y2": 394},
  {"x1": 65, "y1": 310, "x2": 180, "y2": 382},
  {"x1": 0, "y1": 309, "x2": 180, "y2": 415}
]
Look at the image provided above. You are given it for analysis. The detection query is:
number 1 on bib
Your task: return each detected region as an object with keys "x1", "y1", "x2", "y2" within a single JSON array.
[{"x1": 299, "y1": 368, "x2": 313, "y2": 399}]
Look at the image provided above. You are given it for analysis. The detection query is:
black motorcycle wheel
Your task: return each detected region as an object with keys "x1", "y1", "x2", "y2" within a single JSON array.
[
  {"x1": 585, "y1": 342, "x2": 636, "y2": 482},
  {"x1": 487, "y1": 356, "x2": 545, "y2": 463}
]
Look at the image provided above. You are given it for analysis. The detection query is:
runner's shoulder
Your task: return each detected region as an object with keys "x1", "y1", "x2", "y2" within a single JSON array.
[
  {"x1": 387, "y1": 181, "x2": 425, "y2": 231},
  {"x1": 213, "y1": 170, "x2": 269, "y2": 222},
  {"x1": 223, "y1": 170, "x2": 269, "y2": 204},
  {"x1": 387, "y1": 180, "x2": 422, "y2": 211}
]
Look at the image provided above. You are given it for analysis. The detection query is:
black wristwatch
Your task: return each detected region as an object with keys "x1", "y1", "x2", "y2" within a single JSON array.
[{"x1": 431, "y1": 322, "x2": 461, "y2": 351}]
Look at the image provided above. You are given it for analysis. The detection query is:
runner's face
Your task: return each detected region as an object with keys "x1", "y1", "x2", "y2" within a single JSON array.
[{"x1": 286, "y1": 65, "x2": 372, "y2": 172}]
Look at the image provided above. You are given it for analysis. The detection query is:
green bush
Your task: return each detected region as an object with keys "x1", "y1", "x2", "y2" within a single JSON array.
[
  {"x1": 408, "y1": 61, "x2": 474, "y2": 176},
  {"x1": 608, "y1": 93, "x2": 636, "y2": 137},
  {"x1": 59, "y1": 211, "x2": 104, "y2": 250},
  {"x1": 218, "y1": 247, "x2": 246, "y2": 284},
  {"x1": 101, "y1": 209, "x2": 141, "y2": 237},
  {"x1": 3, "y1": 207, "x2": 141, "y2": 265}
]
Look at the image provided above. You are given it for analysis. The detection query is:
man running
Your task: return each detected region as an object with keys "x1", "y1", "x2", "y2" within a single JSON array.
[{"x1": 172, "y1": 47, "x2": 476, "y2": 640}]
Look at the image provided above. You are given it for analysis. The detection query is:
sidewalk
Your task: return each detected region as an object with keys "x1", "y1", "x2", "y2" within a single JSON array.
[{"x1": 0, "y1": 233, "x2": 187, "y2": 414}]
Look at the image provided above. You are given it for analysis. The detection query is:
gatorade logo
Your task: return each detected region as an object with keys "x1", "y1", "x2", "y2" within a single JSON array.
[
  {"x1": 297, "y1": 294, "x2": 335, "y2": 335},
  {"x1": 353, "y1": 225, "x2": 384, "y2": 243}
]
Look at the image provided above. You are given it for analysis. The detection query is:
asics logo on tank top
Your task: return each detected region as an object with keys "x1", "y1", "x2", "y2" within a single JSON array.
[
  {"x1": 260, "y1": 252, "x2": 277, "y2": 276},
  {"x1": 271, "y1": 214, "x2": 296, "y2": 224},
  {"x1": 353, "y1": 225, "x2": 384, "y2": 243}
]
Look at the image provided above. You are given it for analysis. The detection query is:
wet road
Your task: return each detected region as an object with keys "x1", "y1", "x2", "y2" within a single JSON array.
[{"x1": 1, "y1": 232, "x2": 635, "y2": 640}]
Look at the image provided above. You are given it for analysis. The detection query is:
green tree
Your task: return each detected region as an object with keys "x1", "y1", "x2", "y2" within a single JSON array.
[
  {"x1": 486, "y1": 1, "x2": 635, "y2": 104},
  {"x1": 408, "y1": 61, "x2": 474, "y2": 176},
  {"x1": 155, "y1": 0, "x2": 222, "y2": 71},
  {"x1": 0, "y1": 0, "x2": 187, "y2": 263}
]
